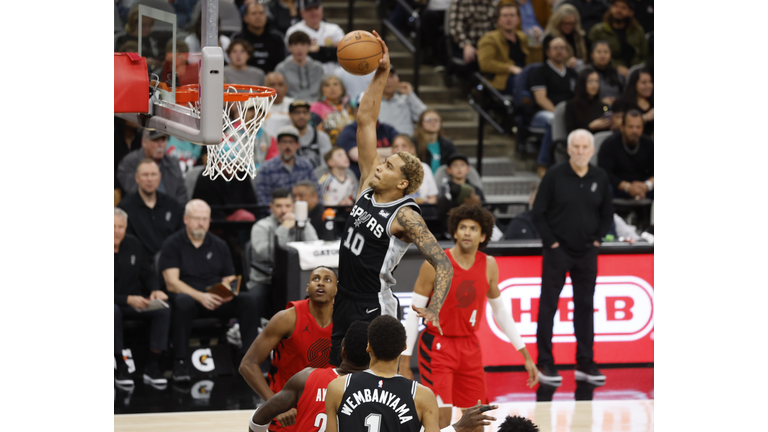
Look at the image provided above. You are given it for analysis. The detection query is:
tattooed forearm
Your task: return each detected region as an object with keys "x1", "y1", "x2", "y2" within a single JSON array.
[{"x1": 397, "y1": 208, "x2": 454, "y2": 312}]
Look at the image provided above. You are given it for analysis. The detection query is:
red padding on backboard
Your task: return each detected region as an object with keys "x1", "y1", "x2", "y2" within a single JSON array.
[{"x1": 114, "y1": 53, "x2": 149, "y2": 113}]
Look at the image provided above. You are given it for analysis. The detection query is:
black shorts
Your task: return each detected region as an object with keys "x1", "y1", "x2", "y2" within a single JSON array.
[{"x1": 329, "y1": 284, "x2": 401, "y2": 366}]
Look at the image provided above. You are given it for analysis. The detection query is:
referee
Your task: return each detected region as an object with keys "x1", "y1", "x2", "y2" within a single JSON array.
[{"x1": 531, "y1": 129, "x2": 613, "y2": 386}]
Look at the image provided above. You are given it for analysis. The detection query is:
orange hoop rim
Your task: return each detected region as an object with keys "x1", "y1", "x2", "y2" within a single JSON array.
[{"x1": 156, "y1": 83, "x2": 277, "y2": 105}]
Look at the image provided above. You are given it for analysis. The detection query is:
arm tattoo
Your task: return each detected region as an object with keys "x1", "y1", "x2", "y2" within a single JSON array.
[{"x1": 396, "y1": 208, "x2": 453, "y2": 313}]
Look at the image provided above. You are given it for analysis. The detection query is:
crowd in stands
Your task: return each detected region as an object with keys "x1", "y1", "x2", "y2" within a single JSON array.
[{"x1": 114, "y1": 0, "x2": 653, "y2": 384}]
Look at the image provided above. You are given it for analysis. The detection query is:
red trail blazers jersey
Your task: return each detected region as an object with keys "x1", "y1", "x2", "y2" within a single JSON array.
[{"x1": 293, "y1": 367, "x2": 339, "y2": 432}]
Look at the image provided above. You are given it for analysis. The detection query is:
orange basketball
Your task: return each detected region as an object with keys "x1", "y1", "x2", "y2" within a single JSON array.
[{"x1": 337, "y1": 31, "x2": 383, "y2": 76}]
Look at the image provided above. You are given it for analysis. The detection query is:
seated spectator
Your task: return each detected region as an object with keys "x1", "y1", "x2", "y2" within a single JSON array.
[
  {"x1": 166, "y1": 135, "x2": 203, "y2": 176},
  {"x1": 255, "y1": 125, "x2": 322, "y2": 205},
  {"x1": 504, "y1": 183, "x2": 541, "y2": 240},
  {"x1": 378, "y1": 67, "x2": 427, "y2": 136},
  {"x1": 336, "y1": 120, "x2": 398, "y2": 178},
  {"x1": 589, "y1": 40, "x2": 625, "y2": 105},
  {"x1": 117, "y1": 129, "x2": 187, "y2": 205},
  {"x1": 412, "y1": 110, "x2": 457, "y2": 174},
  {"x1": 231, "y1": 1, "x2": 287, "y2": 73},
  {"x1": 597, "y1": 110, "x2": 653, "y2": 200},
  {"x1": 285, "y1": 0, "x2": 345, "y2": 73},
  {"x1": 275, "y1": 31, "x2": 325, "y2": 101},
  {"x1": 293, "y1": 179, "x2": 327, "y2": 234},
  {"x1": 542, "y1": 4, "x2": 587, "y2": 70},
  {"x1": 562, "y1": 0, "x2": 608, "y2": 44},
  {"x1": 224, "y1": 40, "x2": 266, "y2": 86},
  {"x1": 587, "y1": 0, "x2": 648, "y2": 77},
  {"x1": 155, "y1": 40, "x2": 197, "y2": 87},
  {"x1": 612, "y1": 67, "x2": 653, "y2": 136},
  {"x1": 331, "y1": 66, "x2": 373, "y2": 106},
  {"x1": 310, "y1": 75, "x2": 355, "y2": 144},
  {"x1": 160, "y1": 199, "x2": 261, "y2": 382},
  {"x1": 289, "y1": 100, "x2": 333, "y2": 168},
  {"x1": 248, "y1": 188, "x2": 318, "y2": 319},
  {"x1": 191, "y1": 168, "x2": 258, "y2": 221},
  {"x1": 266, "y1": 0, "x2": 301, "y2": 35},
  {"x1": 118, "y1": 159, "x2": 185, "y2": 261},
  {"x1": 114, "y1": 208, "x2": 170, "y2": 387},
  {"x1": 443, "y1": 153, "x2": 487, "y2": 202},
  {"x1": 115, "y1": 7, "x2": 162, "y2": 70},
  {"x1": 228, "y1": 102, "x2": 278, "y2": 169},
  {"x1": 263, "y1": 72, "x2": 294, "y2": 137},
  {"x1": 184, "y1": 13, "x2": 231, "y2": 64},
  {"x1": 435, "y1": 183, "x2": 482, "y2": 239},
  {"x1": 318, "y1": 147, "x2": 358, "y2": 206},
  {"x1": 530, "y1": 37, "x2": 578, "y2": 168},
  {"x1": 448, "y1": 0, "x2": 497, "y2": 74},
  {"x1": 391, "y1": 135, "x2": 438, "y2": 204},
  {"x1": 477, "y1": 2, "x2": 530, "y2": 94},
  {"x1": 564, "y1": 67, "x2": 612, "y2": 135}
]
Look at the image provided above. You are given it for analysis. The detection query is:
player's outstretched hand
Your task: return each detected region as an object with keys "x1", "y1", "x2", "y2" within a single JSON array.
[
  {"x1": 275, "y1": 408, "x2": 297, "y2": 426},
  {"x1": 453, "y1": 400, "x2": 498, "y2": 432},
  {"x1": 412, "y1": 304, "x2": 443, "y2": 335},
  {"x1": 371, "y1": 30, "x2": 390, "y2": 71},
  {"x1": 524, "y1": 359, "x2": 539, "y2": 388}
]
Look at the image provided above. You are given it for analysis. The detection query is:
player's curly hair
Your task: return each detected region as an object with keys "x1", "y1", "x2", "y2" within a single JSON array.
[
  {"x1": 397, "y1": 151, "x2": 424, "y2": 196},
  {"x1": 498, "y1": 415, "x2": 539, "y2": 432},
  {"x1": 343, "y1": 321, "x2": 371, "y2": 368},
  {"x1": 447, "y1": 204, "x2": 496, "y2": 249},
  {"x1": 367, "y1": 315, "x2": 406, "y2": 362}
]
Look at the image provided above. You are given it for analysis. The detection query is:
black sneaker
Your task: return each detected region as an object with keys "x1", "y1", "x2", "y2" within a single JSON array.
[
  {"x1": 115, "y1": 361, "x2": 134, "y2": 386},
  {"x1": 538, "y1": 364, "x2": 562, "y2": 385},
  {"x1": 575, "y1": 363, "x2": 606, "y2": 383},
  {"x1": 173, "y1": 359, "x2": 191, "y2": 382},
  {"x1": 143, "y1": 363, "x2": 168, "y2": 386}
]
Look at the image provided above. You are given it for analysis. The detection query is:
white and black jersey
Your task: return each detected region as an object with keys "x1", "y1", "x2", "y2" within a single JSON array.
[{"x1": 337, "y1": 370, "x2": 421, "y2": 432}]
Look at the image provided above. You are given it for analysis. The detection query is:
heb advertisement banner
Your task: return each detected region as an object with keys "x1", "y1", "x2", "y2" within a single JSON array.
[{"x1": 476, "y1": 254, "x2": 654, "y2": 366}]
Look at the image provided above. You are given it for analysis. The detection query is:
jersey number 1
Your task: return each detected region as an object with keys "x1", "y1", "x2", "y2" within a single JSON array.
[
  {"x1": 343, "y1": 227, "x2": 365, "y2": 256},
  {"x1": 365, "y1": 413, "x2": 382, "y2": 432}
]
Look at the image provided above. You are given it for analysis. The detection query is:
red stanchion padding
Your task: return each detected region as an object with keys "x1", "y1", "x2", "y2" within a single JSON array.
[{"x1": 114, "y1": 53, "x2": 149, "y2": 113}]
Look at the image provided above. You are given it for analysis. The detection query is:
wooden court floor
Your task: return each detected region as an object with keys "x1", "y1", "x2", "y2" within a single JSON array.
[{"x1": 114, "y1": 399, "x2": 654, "y2": 431}]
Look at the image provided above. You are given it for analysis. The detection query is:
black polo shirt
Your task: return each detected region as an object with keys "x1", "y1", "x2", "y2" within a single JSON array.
[
  {"x1": 158, "y1": 230, "x2": 235, "y2": 292},
  {"x1": 115, "y1": 235, "x2": 159, "y2": 305},
  {"x1": 531, "y1": 161, "x2": 613, "y2": 257},
  {"x1": 529, "y1": 60, "x2": 578, "y2": 107},
  {"x1": 118, "y1": 191, "x2": 185, "y2": 260},
  {"x1": 597, "y1": 133, "x2": 654, "y2": 189}
]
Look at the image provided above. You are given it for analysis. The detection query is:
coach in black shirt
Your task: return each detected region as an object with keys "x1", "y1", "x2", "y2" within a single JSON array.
[
  {"x1": 598, "y1": 110, "x2": 654, "y2": 200},
  {"x1": 159, "y1": 199, "x2": 260, "y2": 382},
  {"x1": 118, "y1": 159, "x2": 185, "y2": 261},
  {"x1": 532, "y1": 129, "x2": 612, "y2": 385}
]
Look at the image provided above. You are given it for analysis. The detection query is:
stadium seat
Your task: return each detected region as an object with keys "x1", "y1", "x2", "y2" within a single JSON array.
[{"x1": 591, "y1": 130, "x2": 614, "y2": 166}]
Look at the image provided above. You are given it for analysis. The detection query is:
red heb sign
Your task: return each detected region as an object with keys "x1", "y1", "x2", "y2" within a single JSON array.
[{"x1": 476, "y1": 254, "x2": 654, "y2": 365}]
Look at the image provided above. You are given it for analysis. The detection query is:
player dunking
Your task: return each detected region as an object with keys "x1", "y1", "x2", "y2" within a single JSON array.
[
  {"x1": 400, "y1": 205, "x2": 539, "y2": 430},
  {"x1": 330, "y1": 30, "x2": 453, "y2": 367}
]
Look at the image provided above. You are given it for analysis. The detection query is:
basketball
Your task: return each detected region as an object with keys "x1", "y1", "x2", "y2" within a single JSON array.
[{"x1": 336, "y1": 30, "x2": 383, "y2": 76}]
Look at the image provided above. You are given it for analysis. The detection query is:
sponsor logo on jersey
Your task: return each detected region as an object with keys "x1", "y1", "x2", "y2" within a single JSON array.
[
  {"x1": 349, "y1": 205, "x2": 385, "y2": 238},
  {"x1": 339, "y1": 388, "x2": 414, "y2": 424},
  {"x1": 191, "y1": 348, "x2": 215, "y2": 372},
  {"x1": 379, "y1": 210, "x2": 390, "y2": 218}
]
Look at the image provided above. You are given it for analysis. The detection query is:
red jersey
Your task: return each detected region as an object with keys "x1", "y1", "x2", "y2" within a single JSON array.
[
  {"x1": 426, "y1": 249, "x2": 489, "y2": 337},
  {"x1": 293, "y1": 367, "x2": 340, "y2": 432},
  {"x1": 268, "y1": 299, "x2": 333, "y2": 394}
]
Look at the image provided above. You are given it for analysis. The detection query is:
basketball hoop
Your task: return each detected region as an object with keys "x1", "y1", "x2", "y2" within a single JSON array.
[{"x1": 156, "y1": 83, "x2": 276, "y2": 181}]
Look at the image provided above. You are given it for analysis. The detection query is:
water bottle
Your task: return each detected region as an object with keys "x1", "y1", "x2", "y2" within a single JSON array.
[{"x1": 321, "y1": 208, "x2": 336, "y2": 241}]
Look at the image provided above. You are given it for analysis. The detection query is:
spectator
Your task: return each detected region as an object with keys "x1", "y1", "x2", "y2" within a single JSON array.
[
  {"x1": 448, "y1": 0, "x2": 497, "y2": 72},
  {"x1": 588, "y1": 40, "x2": 625, "y2": 105},
  {"x1": 612, "y1": 67, "x2": 653, "y2": 136},
  {"x1": 597, "y1": 110, "x2": 653, "y2": 200},
  {"x1": 564, "y1": 67, "x2": 612, "y2": 136},
  {"x1": 378, "y1": 67, "x2": 427, "y2": 136},
  {"x1": 336, "y1": 120, "x2": 398, "y2": 178},
  {"x1": 562, "y1": 0, "x2": 608, "y2": 45},
  {"x1": 587, "y1": 0, "x2": 648, "y2": 76},
  {"x1": 114, "y1": 208, "x2": 170, "y2": 387},
  {"x1": 254, "y1": 125, "x2": 322, "y2": 205},
  {"x1": 331, "y1": 66, "x2": 373, "y2": 106},
  {"x1": 232, "y1": 2, "x2": 287, "y2": 73},
  {"x1": 435, "y1": 182, "x2": 481, "y2": 239},
  {"x1": 419, "y1": 0, "x2": 453, "y2": 66},
  {"x1": 191, "y1": 169, "x2": 258, "y2": 221},
  {"x1": 293, "y1": 179, "x2": 327, "y2": 234},
  {"x1": 118, "y1": 159, "x2": 185, "y2": 261},
  {"x1": 166, "y1": 135, "x2": 203, "y2": 177},
  {"x1": 504, "y1": 183, "x2": 541, "y2": 240},
  {"x1": 530, "y1": 37, "x2": 578, "y2": 168},
  {"x1": 391, "y1": 135, "x2": 438, "y2": 204},
  {"x1": 117, "y1": 129, "x2": 187, "y2": 205},
  {"x1": 285, "y1": 0, "x2": 345, "y2": 73},
  {"x1": 517, "y1": 0, "x2": 552, "y2": 38},
  {"x1": 184, "y1": 13, "x2": 231, "y2": 64},
  {"x1": 154, "y1": 40, "x2": 197, "y2": 87},
  {"x1": 247, "y1": 188, "x2": 318, "y2": 319},
  {"x1": 287, "y1": 100, "x2": 333, "y2": 168},
  {"x1": 477, "y1": 2, "x2": 530, "y2": 94},
  {"x1": 412, "y1": 110, "x2": 457, "y2": 174},
  {"x1": 263, "y1": 72, "x2": 295, "y2": 137},
  {"x1": 275, "y1": 31, "x2": 325, "y2": 101},
  {"x1": 443, "y1": 153, "x2": 487, "y2": 202},
  {"x1": 224, "y1": 40, "x2": 266, "y2": 86},
  {"x1": 318, "y1": 147, "x2": 358, "y2": 206},
  {"x1": 531, "y1": 129, "x2": 612, "y2": 385},
  {"x1": 231, "y1": 102, "x2": 278, "y2": 169},
  {"x1": 115, "y1": 7, "x2": 162, "y2": 70},
  {"x1": 266, "y1": 0, "x2": 301, "y2": 35},
  {"x1": 160, "y1": 199, "x2": 261, "y2": 382},
  {"x1": 542, "y1": 4, "x2": 588, "y2": 69},
  {"x1": 310, "y1": 75, "x2": 356, "y2": 145}
]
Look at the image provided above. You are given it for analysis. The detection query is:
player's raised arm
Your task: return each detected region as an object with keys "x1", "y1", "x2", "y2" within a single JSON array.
[
  {"x1": 394, "y1": 206, "x2": 453, "y2": 335},
  {"x1": 356, "y1": 30, "x2": 391, "y2": 194},
  {"x1": 324, "y1": 376, "x2": 346, "y2": 432},
  {"x1": 249, "y1": 368, "x2": 313, "y2": 431}
]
